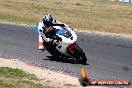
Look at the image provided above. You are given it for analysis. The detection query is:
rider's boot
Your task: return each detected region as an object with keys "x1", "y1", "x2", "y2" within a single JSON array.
[
  {"x1": 39, "y1": 47, "x2": 47, "y2": 52},
  {"x1": 38, "y1": 35, "x2": 47, "y2": 52}
]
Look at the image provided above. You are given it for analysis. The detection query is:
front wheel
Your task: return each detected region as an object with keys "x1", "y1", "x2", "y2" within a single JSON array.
[{"x1": 74, "y1": 46, "x2": 87, "y2": 64}]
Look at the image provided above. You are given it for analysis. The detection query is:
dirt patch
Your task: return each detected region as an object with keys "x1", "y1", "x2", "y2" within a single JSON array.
[{"x1": 0, "y1": 58, "x2": 111, "y2": 88}]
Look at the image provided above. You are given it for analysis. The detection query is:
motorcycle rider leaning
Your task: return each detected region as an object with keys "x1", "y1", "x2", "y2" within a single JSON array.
[{"x1": 38, "y1": 14, "x2": 65, "y2": 51}]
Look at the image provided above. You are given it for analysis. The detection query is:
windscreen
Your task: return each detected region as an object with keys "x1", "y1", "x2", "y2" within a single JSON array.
[{"x1": 56, "y1": 27, "x2": 72, "y2": 38}]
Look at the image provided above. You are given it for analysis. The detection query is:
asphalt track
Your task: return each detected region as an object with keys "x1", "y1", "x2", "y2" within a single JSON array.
[{"x1": 0, "y1": 23, "x2": 132, "y2": 87}]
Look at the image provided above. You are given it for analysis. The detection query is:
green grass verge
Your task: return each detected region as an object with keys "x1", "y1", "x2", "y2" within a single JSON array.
[
  {"x1": 0, "y1": 67, "x2": 38, "y2": 80},
  {"x1": 0, "y1": 79, "x2": 49, "y2": 88},
  {"x1": 0, "y1": 67, "x2": 49, "y2": 88},
  {"x1": 0, "y1": 0, "x2": 132, "y2": 34}
]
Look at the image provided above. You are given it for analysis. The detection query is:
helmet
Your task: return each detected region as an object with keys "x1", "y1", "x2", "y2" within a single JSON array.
[{"x1": 43, "y1": 14, "x2": 53, "y2": 27}]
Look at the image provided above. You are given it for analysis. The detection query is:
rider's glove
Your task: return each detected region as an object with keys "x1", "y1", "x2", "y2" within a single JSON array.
[
  {"x1": 52, "y1": 40, "x2": 57, "y2": 44},
  {"x1": 51, "y1": 37, "x2": 62, "y2": 44}
]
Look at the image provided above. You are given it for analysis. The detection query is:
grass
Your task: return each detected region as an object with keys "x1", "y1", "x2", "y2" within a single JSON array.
[
  {"x1": 0, "y1": 0, "x2": 132, "y2": 34},
  {"x1": 0, "y1": 79, "x2": 48, "y2": 88},
  {"x1": 0, "y1": 67, "x2": 49, "y2": 88},
  {"x1": 0, "y1": 67, "x2": 38, "y2": 80}
]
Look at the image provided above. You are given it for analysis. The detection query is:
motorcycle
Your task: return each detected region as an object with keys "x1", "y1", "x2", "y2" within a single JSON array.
[{"x1": 36, "y1": 24, "x2": 87, "y2": 64}]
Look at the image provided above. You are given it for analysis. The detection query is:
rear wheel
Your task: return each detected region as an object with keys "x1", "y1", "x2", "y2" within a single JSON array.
[{"x1": 74, "y1": 46, "x2": 87, "y2": 64}]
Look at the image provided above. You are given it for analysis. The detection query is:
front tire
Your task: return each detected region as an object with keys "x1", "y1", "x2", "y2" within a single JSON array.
[
  {"x1": 74, "y1": 46, "x2": 87, "y2": 64},
  {"x1": 47, "y1": 48, "x2": 60, "y2": 59}
]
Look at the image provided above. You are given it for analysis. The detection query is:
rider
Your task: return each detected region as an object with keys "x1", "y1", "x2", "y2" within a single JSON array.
[{"x1": 38, "y1": 13, "x2": 65, "y2": 51}]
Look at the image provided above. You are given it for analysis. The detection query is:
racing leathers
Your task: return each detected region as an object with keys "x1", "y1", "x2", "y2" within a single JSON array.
[{"x1": 38, "y1": 20, "x2": 65, "y2": 51}]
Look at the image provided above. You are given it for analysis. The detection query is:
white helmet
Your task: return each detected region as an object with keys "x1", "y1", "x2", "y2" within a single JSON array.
[{"x1": 43, "y1": 14, "x2": 53, "y2": 27}]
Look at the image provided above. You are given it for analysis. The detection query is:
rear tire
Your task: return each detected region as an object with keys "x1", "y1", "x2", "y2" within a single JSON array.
[{"x1": 74, "y1": 46, "x2": 87, "y2": 64}]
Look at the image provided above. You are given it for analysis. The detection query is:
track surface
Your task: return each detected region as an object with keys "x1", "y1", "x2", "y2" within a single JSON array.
[{"x1": 0, "y1": 23, "x2": 132, "y2": 84}]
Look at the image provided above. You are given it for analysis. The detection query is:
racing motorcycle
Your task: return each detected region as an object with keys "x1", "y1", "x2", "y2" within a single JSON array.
[{"x1": 36, "y1": 24, "x2": 87, "y2": 64}]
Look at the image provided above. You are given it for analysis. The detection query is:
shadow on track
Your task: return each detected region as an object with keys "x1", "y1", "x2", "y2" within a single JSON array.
[{"x1": 43, "y1": 56, "x2": 89, "y2": 65}]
